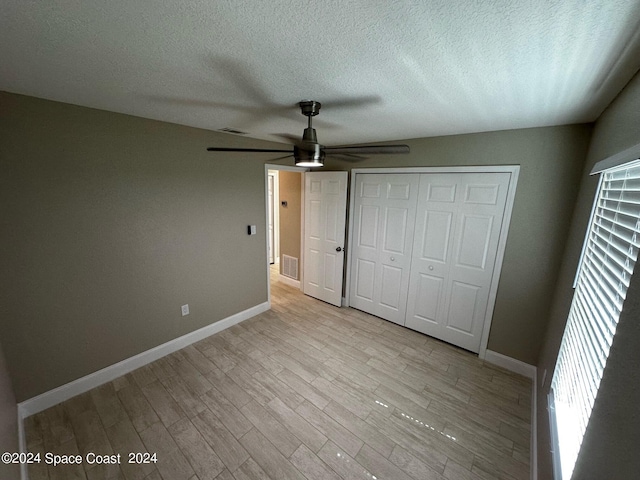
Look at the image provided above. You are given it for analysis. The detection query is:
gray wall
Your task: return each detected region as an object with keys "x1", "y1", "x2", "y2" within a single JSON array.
[
  {"x1": 325, "y1": 124, "x2": 592, "y2": 364},
  {"x1": 278, "y1": 171, "x2": 302, "y2": 275},
  {"x1": 0, "y1": 92, "x2": 280, "y2": 401},
  {"x1": 0, "y1": 343, "x2": 19, "y2": 479},
  {"x1": 536, "y1": 70, "x2": 640, "y2": 479},
  {"x1": 0, "y1": 91, "x2": 594, "y2": 406}
]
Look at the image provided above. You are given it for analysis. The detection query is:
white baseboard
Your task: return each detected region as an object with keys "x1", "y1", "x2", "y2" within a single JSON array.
[
  {"x1": 278, "y1": 274, "x2": 300, "y2": 289},
  {"x1": 17, "y1": 301, "x2": 270, "y2": 419},
  {"x1": 531, "y1": 369, "x2": 538, "y2": 480},
  {"x1": 18, "y1": 406, "x2": 27, "y2": 480},
  {"x1": 484, "y1": 349, "x2": 536, "y2": 379},
  {"x1": 484, "y1": 350, "x2": 537, "y2": 480}
]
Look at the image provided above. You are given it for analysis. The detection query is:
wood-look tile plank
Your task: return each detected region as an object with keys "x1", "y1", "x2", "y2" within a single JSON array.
[
  {"x1": 316, "y1": 440, "x2": 371, "y2": 480},
  {"x1": 167, "y1": 418, "x2": 225, "y2": 480},
  {"x1": 191, "y1": 410, "x2": 249, "y2": 473},
  {"x1": 330, "y1": 375, "x2": 393, "y2": 419},
  {"x1": 374, "y1": 384, "x2": 442, "y2": 426},
  {"x1": 64, "y1": 392, "x2": 94, "y2": 418},
  {"x1": 85, "y1": 464, "x2": 125, "y2": 480},
  {"x1": 231, "y1": 458, "x2": 271, "y2": 480},
  {"x1": 323, "y1": 358, "x2": 378, "y2": 391},
  {"x1": 46, "y1": 438, "x2": 86, "y2": 480},
  {"x1": 355, "y1": 443, "x2": 414, "y2": 480},
  {"x1": 225, "y1": 366, "x2": 276, "y2": 406},
  {"x1": 148, "y1": 357, "x2": 177, "y2": 381},
  {"x1": 471, "y1": 453, "x2": 529, "y2": 480},
  {"x1": 40, "y1": 404, "x2": 74, "y2": 450},
  {"x1": 26, "y1": 442, "x2": 49, "y2": 480},
  {"x1": 213, "y1": 470, "x2": 235, "y2": 480},
  {"x1": 265, "y1": 397, "x2": 327, "y2": 454},
  {"x1": 269, "y1": 351, "x2": 317, "y2": 383},
  {"x1": 238, "y1": 429, "x2": 305, "y2": 480},
  {"x1": 181, "y1": 345, "x2": 219, "y2": 375},
  {"x1": 141, "y1": 380, "x2": 185, "y2": 428},
  {"x1": 512, "y1": 442, "x2": 530, "y2": 466},
  {"x1": 365, "y1": 411, "x2": 447, "y2": 474},
  {"x1": 386, "y1": 409, "x2": 475, "y2": 470},
  {"x1": 105, "y1": 418, "x2": 156, "y2": 480},
  {"x1": 289, "y1": 444, "x2": 341, "y2": 480},
  {"x1": 323, "y1": 400, "x2": 396, "y2": 458},
  {"x1": 251, "y1": 368, "x2": 304, "y2": 410},
  {"x1": 240, "y1": 400, "x2": 301, "y2": 457},
  {"x1": 91, "y1": 382, "x2": 129, "y2": 429},
  {"x1": 201, "y1": 345, "x2": 237, "y2": 373},
  {"x1": 112, "y1": 376, "x2": 131, "y2": 392},
  {"x1": 130, "y1": 366, "x2": 158, "y2": 389},
  {"x1": 246, "y1": 348, "x2": 284, "y2": 376},
  {"x1": 139, "y1": 422, "x2": 195, "y2": 480},
  {"x1": 295, "y1": 401, "x2": 363, "y2": 458},
  {"x1": 389, "y1": 444, "x2": 446, "y2": 480},
  {"x1": 427, "y1": 398, "x2": 501, "y2": 435},
  {"x1": 443, "y1": 459, "x2": 483, "y2": 480},
  {"x1": 160, "y1": 375, "x2": 208, "y2": 418},
  {"x1": 204, "y1": 369, "x2": 253, "y2": 408},
  {"x1": 371, "y1": 373, "x2": 432, "y2": 411},
  {"x1": 171, "y1": 360, "x2": 215, "y2": 397},
  {"x1": 117, "y1": 384, "x2": 160, "y2": 433},
  {"x1": 276, "y1": 368, "x2": 330, "y2": 410},
  {"x1": 201, "y1": 387, "x2": 253, "y2": 439},
  {"x1": 311, "y1": 377, "x2": 371, "y2": 420},
  {"x1": 69, "y1": 409, "x2": 113, "y2": 465}
]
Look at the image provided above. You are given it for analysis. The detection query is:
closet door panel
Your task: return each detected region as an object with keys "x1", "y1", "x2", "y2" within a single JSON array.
[{"x1": 349, "y1": 174, "x2": 418, "y2": 325}]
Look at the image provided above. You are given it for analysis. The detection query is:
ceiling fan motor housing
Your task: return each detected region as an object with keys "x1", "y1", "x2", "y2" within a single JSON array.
[
  {"x1": 294, "y1": 142, "x2": 324, "y2": 162},
  {"x1": 299, "y1": 100, "x2": 321, "y2": 116}
]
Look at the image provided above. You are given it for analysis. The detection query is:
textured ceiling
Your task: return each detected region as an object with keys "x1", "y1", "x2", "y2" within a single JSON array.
[{"x1": 2, "y1": 0, "x2": 640, "y2": 146}]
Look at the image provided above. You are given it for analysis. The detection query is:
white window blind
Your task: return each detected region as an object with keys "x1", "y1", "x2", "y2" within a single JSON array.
[{"x1": 550, "y1": 160, "x2": 640, "y2": 479}]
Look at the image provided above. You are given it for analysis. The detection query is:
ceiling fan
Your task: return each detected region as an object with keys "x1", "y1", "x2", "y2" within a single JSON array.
[{"x1": 207, "y1": 100, "x2": 410, "y2": 167}]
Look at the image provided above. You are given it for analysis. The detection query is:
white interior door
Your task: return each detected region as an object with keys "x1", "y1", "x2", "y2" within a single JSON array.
[
  {"x1": 268, "y1": 174, "x2": 275, "y2": 264},
  {"x1": 303, "y1": 171, "x2": 348, "y2": 307},
  {"x1": 349, "y1": 174, "x2": 419, "y2": 324},
  {"x1": 405, "y1": 172, "x2": 511, "y2": 352}
]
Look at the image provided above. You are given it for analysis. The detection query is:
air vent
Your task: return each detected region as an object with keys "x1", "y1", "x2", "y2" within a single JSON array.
[
  {"x1": 282, "y1": 255, "x2": 299, "y2": 280},
  {"x1": 218, "y1": 127, "x2": 249, "y2": 135}
]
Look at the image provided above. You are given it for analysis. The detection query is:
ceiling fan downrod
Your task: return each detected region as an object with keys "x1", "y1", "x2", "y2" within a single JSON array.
[{"x1": 300, "y1": 100, "x2": 320, "y2": 144}]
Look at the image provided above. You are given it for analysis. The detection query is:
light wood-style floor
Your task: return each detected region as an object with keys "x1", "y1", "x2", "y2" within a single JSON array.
[{"x1": 25, "y1": 266, "x2": 532, "y2": 480}]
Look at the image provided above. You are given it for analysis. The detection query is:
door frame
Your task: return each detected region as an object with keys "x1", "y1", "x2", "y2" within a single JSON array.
[
  {"x1": 345, "y1": 165, "x2": 520, "y2": 359},
  {"x1": 264, "y1": 164, "x2": 309, "y2": 307}
]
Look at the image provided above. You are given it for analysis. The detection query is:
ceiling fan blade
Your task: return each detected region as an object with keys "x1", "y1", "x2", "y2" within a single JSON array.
[
  {"x1": 270, "y1": 133, "x2": 301, "y2": 144},
  {"x1": 320, "y1": 95, "x2": 382, "y2": 110},
  {"x1": 325, "y1": 153, "x2": 366, "y2": 162},
  {"x1": 266, "y1": 155, "x2": 294, "y2": 162},
  {"x1": 323, "y1": 145, "x2": 410, "y2": 155},
  {"x1": 207, "y1": 147, "x2": 293, "y2": 153}
]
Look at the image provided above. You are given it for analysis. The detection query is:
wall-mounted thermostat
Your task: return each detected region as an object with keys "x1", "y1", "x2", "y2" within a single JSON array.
[{"x1": 248, "y1": 225, "x2": 257, "y2": 235}]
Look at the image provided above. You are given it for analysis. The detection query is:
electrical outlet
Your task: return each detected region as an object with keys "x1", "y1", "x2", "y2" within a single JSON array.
[{"x1": 181, "y1": 304, "x2": 189, "y2": 316}]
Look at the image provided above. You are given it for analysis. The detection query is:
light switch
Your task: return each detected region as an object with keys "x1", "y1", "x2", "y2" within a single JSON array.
[{"x1": 248, "y1": 225, "x2": 257, "y2": 235}]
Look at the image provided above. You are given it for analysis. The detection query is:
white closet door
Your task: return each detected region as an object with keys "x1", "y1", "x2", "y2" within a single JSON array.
[
  {"x1": 405, "y1": 172, "x2": 510, "y2": 352},
  {"x1": 303, "y1": 171, "x2": 348, "y2": 307},
  {"x1": 349, "y1": 174, "x2": 419, "y2": 324}
]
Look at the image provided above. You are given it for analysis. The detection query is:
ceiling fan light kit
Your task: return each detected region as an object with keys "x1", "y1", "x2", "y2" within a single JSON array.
[{"x1": 207, "y1": 100, "x2": 410, "y2": 167}]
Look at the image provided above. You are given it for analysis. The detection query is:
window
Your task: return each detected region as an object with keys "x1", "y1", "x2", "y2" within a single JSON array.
[{"x1": 550, "y1": 160, "x2": 640, "y2": 479}]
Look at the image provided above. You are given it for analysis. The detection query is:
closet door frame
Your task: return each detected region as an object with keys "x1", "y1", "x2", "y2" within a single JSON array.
[{"x1": 345, "y1": 166, "x2": 520, "y2": 360}]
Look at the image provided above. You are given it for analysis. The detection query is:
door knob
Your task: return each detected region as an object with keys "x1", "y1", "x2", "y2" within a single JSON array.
[
  {"x1": 336, "y1": 247, "x2": 342, "y2": 252},
  {"x1": 429, "y1": 265, "x2": 434, "y2": 270},
  {"x1": 390, "y1": 256, "x2": 395, "y2": 261}
]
